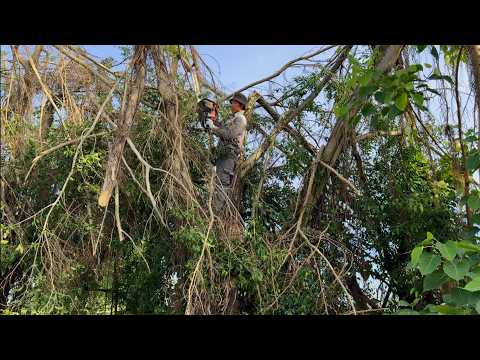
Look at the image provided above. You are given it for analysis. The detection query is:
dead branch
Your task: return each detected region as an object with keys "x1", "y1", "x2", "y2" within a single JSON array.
[{"x1": 98, "y1": 46, "x2": 148, "y2": 208}]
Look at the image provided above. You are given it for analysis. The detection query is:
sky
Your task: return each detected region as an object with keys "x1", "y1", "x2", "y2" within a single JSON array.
[{"x1": 82, "y1": 45, "x2": 324, "y2": 94}]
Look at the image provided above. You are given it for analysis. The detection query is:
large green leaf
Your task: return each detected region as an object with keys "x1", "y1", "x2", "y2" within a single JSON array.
[
  {"x1": 412, "y1": 92, "x2": 424, "y2": 107},
  {"x1": 395, "y1": 309, "x2": 420, "y2": 315},
  {"x1": 472, "y1": 214, "x2": 480, "y2": 225},
  {"x1": 435, "y1": 241, "x2": 457, "y2": 261},
  {"x1": 418, "y1": 252, "x2": 441, "y2": 275},
  {"x1": 466, "y1": 153, "x2": 480, "y2": 172},
  {"x1": 470, "y1": 266, "x2": 480, "y2": 276},
  {"x1": 423, "y1": 271, "x2": 449, "y2": 292},
  {"x1": 359, "y1": 85, "x2": 376, "y2": 98},
  {"x1": 427, "y1": 304, "x2": 470, "y2": 315},
  {"x1": 394, "y1": 92, "x2": 408, "y2": 111},
  {"x1": 464, "y1": 276, "x2": 480, "y2": 292},
  {"x1": 467, "y1": 194, "x2": 480, "y2": 210},
  {"x1": 411, "y1": 246, "x2": 423, "y2": 266},
  {"x1": 443, "y1": 288, "x2": 480, "y2": 306},
  {"x1": 457, "y1": 241, "x2": 480, "y2": 253},
  {"x1": 443, "y1": 260, "x2": 470, "y2": 281}
]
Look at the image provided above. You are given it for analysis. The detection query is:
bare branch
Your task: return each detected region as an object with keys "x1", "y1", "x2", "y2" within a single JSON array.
[{"x1": 221, "y1": 45, "x2": 338, "y2": 101}]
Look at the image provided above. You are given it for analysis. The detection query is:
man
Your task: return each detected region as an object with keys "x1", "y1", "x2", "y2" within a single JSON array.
[{"x1": 205, "y1": 92, "x2": 248, "y2": 212}]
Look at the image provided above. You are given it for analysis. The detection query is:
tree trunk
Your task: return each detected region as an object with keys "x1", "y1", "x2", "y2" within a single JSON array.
[
  {"x1": 468, "y1": 45, "x2": 480, "y2": 114},
  {"x1": 294, "y1": 45, "x2": 404, "y2": 226},
  {"x1": 98, "y1": 45, "x2": 148, "y2": 207}
]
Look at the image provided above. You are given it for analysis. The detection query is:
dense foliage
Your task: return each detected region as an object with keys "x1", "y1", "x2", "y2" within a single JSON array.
[{"x1": 1, "y1": 44, "x2": 479, "y2": 315}]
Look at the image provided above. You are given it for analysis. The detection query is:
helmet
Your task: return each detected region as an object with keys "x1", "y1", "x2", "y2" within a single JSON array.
[{"x1": 229, "y1": 92, "x2": 248, "y2": 108}]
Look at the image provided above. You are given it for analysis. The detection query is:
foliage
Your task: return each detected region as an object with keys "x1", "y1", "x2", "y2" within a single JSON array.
[{"x1": 1, "y1": 44, "x2": 478, "y2": 315}]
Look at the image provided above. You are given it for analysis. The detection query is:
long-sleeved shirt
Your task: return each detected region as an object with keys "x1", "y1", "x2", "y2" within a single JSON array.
[{"x1": 211, "y1": 110, "x2": 247, "y2": 156}]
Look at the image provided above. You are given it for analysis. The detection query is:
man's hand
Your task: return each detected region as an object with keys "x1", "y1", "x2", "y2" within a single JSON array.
[{"x1": 205, "y1": 119, "x2": 218, "y2": 130}]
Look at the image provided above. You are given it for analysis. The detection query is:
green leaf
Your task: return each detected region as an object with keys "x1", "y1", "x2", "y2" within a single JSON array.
[
  {"x1": 467, "y1": 194, "x2": 480, "y2": 210},
  {"x1": 335, "y1": 104, "x2": 349, "y2": 119},
  {"x1": 425, "y1": 87, "x2": 441, "y2": 96},
  {"x1": 394, "y1": 92, "x2": 408, "y2": 111},
  {"x1": 435, "y1": 241, "x2": 457, "y2": 261},
  {"x1": 428, "y1": 73, "x2": 454, "y2": 85},
  {"x1": 359, "y1": 71, "x2": 373, "y2": 86},
  {"x1": 387, "y1": 105, "x2": 402, "y2": 119},
  {"x1": 470, "y1": 266, "x2": 480, "y2": 276},
  {"x1": 444, "y1": 288, "x2": 480, "y2": 306},
  {"x1": 15, "y1": 243, "x2": 24, "y2": 254},
  {"x1": 411, "y1": 246, "x2": 423, "y2": 266},
  {"x1": 426, "y1": 232, "x2": 434, "y2": 242},
  {"x1": 472, "y1": 214, "x2": 480, "y2": 225},
  {"x1": 418, "y1": 232, "x2": 434, "y2": 246},
  {"x1": 374, "y1": 91, "x2": 386, "y2": 104},
  {"x1": 418, "y1": 252, "x2": 441, "y2": 275},
  {"x1": 359, "y1": 85, "x2": 376, "y2": 98},
  {"x1": 397, "y1": 300, "x2": 410, "y2": 307},
  {"x1": 476, "y1": 300, "x2": 480, "y2": 314},
  {"x1": 464, "y1": 276, "x2": 480, "y2": 292},
  {"x1": 395, "y1": 309, "x2": 420, "y2": 315},
  {"x1": 407, "y1": 64, "x2": 423, "y2": 73},
  {"x1": 456, "y1": 241, "x2": 480, "y2": 253},
  {"x1": 361, "y1": 103, "x2": 375, "y2": 117},
  {"x1": 466, "y1": 153, "x2": 480, "y2": 172},
  {"x1": 430, "y1": 46, "x2": 439, "y2": 61},
  {"x1": 443, "y1": 260, "x2": 470, "y2": 281},
  {"x1": 416, "y1": 45, "x2": 427, "y2": 53},
  {"x1": 428, "y1": 304, "x2": 470, "y2": 315},
  {"x1": 423, "y1": 271, "x2": 449, "y2": 292},
  {"x1": 424, "y1": 63, "x2": 432, "y2": 68},
  {"x1": 412, "y1": 92, "x2": 424, "y2": 107}
]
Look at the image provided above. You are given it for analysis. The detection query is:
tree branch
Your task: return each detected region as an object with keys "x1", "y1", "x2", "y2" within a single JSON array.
[
  {"x1": 239, "y1": 46, "x2": 352, "y2": 178},
  {"x1": 220, "y1": 45, "x2": 338, "y2": 101}
]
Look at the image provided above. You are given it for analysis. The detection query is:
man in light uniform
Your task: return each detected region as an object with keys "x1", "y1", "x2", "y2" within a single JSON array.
[{"x1": 205, "y1": 92, "x2": 248, "y2": 212}]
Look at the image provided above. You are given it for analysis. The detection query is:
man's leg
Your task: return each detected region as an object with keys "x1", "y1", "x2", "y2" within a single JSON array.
[{"x1": 213, "y1": 155, "x2": 236, "y2": 212}]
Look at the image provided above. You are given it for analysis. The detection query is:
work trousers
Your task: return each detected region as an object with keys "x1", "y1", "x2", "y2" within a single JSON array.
[{"x1": 213, "y1": 153, "x2": 237, "y2": 212}]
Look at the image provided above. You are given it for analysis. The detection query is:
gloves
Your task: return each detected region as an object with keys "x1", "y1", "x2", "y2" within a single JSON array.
[{"x1": 205, "y1": 118, "x2": 217, "y2": 130}]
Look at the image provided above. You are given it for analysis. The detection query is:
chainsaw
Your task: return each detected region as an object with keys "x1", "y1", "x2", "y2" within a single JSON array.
[{"x1": 197, "y1": 98, "x2": 220, "y2": 129}]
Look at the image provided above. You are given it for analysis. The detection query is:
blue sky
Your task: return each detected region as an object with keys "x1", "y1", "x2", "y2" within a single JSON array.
[
  {"x1": 83, "y1": 45, "x2": 323, "y2": 94},
  {"x1": 196, "y1": 45, "x2": 321, "y2": 91}
]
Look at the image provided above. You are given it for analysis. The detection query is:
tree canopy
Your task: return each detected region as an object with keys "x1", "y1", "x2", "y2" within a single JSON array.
[{"x1": 1, "y1": 44, "x2": 480, "y2": 315}]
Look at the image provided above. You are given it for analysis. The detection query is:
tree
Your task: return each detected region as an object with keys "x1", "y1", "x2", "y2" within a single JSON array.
[{"x1": 1, "y1": 44, "x2": 479, "y2": 315}]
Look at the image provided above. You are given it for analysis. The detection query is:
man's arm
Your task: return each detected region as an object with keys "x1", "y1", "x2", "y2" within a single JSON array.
[{"x1": 208, "y1": 113, "x2": 247, "y2": 142}]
